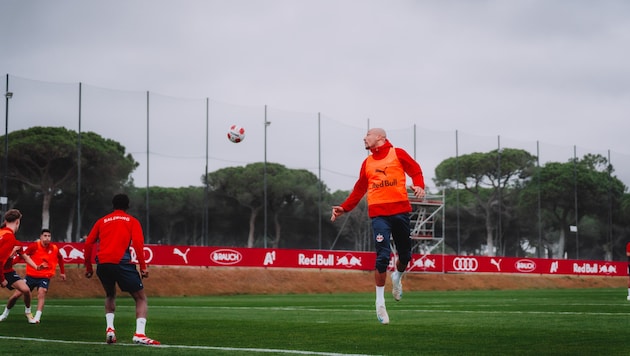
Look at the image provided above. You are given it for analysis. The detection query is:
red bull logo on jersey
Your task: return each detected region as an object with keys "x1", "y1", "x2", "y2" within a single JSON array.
[{"x1": 371, "y1": 178, "x2": 398, "y2": 189}]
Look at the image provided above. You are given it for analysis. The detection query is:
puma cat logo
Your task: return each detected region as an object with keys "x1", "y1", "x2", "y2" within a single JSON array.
[{"x1": 375, "y1": 167, "x2": 389, "y2": 176}]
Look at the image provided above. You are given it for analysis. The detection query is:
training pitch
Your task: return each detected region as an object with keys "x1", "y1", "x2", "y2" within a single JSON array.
[{"x1": 0, "y1": 288, "x2": 628, "y2": 355}]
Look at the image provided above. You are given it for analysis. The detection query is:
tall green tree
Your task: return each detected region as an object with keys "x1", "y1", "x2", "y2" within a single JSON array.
[
  {"x1": 1, "y1": 126, "x2": 137, "y2": 236},
  {"x1": 520, "y1": 154, "x2": 626, "y2": 259},
  {"x1": 207, "y1": 164, "x2": 264, "y2": 247},
  {"x1": 434, "y1": 148, "x2": 536, "y2": 256},
  {"x1": 206, "y1": 162, "x2": 327, "y2": 248},
  {"x1": 266, "y1": 167, "x2": 324, "y2": 248},
  {"x1": 130, "y1": 186, "x2": 207, "y2": 245}
]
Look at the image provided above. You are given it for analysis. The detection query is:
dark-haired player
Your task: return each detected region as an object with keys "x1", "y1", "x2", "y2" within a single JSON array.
[{"x1": 85, "y1": 194, "x2": 159, "y2": 345}]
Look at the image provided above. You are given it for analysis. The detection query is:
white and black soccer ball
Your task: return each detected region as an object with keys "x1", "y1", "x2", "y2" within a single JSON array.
[{"x1": 227, "y1": 125, "x2": 245, "y2": 143}]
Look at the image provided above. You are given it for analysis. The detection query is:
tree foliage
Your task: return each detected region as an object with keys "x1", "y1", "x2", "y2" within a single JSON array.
[
  {"x1": 519, "y1": 154, "x2": 626, "y2": 258},
  {"x1": 207, "y1": 162, "x2": 330, "y2": 248},
  {"x1": 3, "y1": 127, "x2": 630, "y2": 260},
  {"x1": 1, "y1": 126, "x2": 137, "y2": 238},
  {"x1": 434, "y1": 148, "x2": 536, "y2": 256}
]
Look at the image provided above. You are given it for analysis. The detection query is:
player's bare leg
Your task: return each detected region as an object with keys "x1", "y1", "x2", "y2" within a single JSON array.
[
  {"x1": 374, "y1": 270, "x2": 389, "y2": 324},
  {"x1": 104, "y1": 289, "x2": 117, "y2": 343},
  {"x1": 130, "y1": 290, "x2": 160, "y2": 345},
  {"x1": 33, "y1": 287, "x2": 47, "y2": 322},
  {"x1": 0, "y1": 289, "x2": 22, "y2": 321}
]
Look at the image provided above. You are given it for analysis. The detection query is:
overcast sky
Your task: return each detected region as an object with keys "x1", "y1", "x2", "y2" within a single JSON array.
[{"x1": 1, "y1": 0, "x2": 629, "y2": 191}]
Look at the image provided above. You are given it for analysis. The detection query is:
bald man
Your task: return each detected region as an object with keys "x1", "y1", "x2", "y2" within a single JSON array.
[{"x1": 331, "y1": 128, "x2": 425, "y2": 324}]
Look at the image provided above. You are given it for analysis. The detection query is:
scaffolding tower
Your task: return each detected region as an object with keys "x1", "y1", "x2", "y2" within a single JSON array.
[{"x1": 408, "y1": 193, "x2": 445, "y2": 256}]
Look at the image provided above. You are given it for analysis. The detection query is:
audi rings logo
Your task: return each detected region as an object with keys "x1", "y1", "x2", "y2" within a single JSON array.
[
  {"x1": 130, "y1": 247, "x2": 154, "y2": 264},
  {"x1": 452, "y1": 257, "x2": 479, "y2": 271}
]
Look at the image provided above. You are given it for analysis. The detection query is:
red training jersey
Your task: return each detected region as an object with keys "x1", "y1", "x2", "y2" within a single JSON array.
[
  {"x1": 24, "y1": 240, "x2": 65, "y2": 279},
  {"x1": 340, "y1": 140, "x2": 425, "y2": 218},
  {"x1": 0, "y1": 227, "x2": 21, "y2": 282},
  {"x1": 84, "y1": 209, "x2": 147, "y2": 271}
]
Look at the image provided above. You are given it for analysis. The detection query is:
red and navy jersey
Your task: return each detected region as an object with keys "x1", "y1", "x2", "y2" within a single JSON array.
[{"x1": 84, "y1": 210, "x2": 147, "y2": 270}]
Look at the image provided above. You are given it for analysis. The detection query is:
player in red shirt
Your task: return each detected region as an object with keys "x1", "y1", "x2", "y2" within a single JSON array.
[
  {"x1": 84, "y1": 194, "x2": 159, "y2": 345},
  {"x1": 2, "y1": 229, "x2": 66, "y2": 323},
  {"x1": 331, "y1": 128, "x2": 425, "y2": 325},
  {"x1": 0, "y1": 209, "x2": 42, "y2": 324}
]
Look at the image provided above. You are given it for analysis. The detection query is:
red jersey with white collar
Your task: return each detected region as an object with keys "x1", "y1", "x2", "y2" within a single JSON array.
[{"x1": 84, "y1": 209, "x2": 147, "y2": 271}]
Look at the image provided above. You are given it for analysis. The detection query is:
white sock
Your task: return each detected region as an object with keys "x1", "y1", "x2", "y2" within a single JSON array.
[
  {"x1": 34, "y1": 310, "x2": 42, "y2": 320},
  {"x1": 375, "y1": 286, "x2": 385, "y2": 305},
  {"x1": 1, "y1": 307, "x2": 9, "y2": 317},
  {"x1": 105, "y1": 313, "x2": 115, "y2": 330},
  {"x1": 627, "y1": 288, "x2": 630, "y2": 296},
  {"x1": 25, "y1": 307, "x2": 31, "y2": 314},
  {"x1": 136, "y1": 317, "x2": 147, "y2": 335}
]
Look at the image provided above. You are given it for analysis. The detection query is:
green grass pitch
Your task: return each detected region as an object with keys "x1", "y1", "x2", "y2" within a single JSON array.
[{"x1": 0, "y1": 288, "x2": 629, "y2": 355}]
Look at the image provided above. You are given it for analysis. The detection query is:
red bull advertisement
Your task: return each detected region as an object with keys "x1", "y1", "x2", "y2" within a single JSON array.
[
  {"x1": 407, "y1": 254, "x2": 625, "y2": 276},
  {"x1": 17, "y1": 243, "x2": 627, "y2": 277}
]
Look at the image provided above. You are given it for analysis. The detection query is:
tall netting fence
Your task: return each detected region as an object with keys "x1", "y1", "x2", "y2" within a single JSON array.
[{"x1": 2, "y1": 74, "x2": 629, "y2": 259}]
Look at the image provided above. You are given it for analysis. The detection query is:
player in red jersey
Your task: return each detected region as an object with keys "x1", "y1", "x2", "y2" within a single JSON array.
[
  {"x1": 331, "y1": 128, "x2": 425, "y2": 325},
  {"x1": 84, "y1": 194, "x2": 160, "y2": 345},
  {"x1": 0, "y1": 209, "x2": 42, "y2": 324},
  {"x1": 2, "y1": 228, "x2": 66, "y2": 323}
]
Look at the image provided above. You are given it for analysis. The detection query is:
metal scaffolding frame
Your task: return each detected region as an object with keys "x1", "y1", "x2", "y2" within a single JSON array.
[{"x1": 409, "y1": 193, "x2": 445, "y2": 257}]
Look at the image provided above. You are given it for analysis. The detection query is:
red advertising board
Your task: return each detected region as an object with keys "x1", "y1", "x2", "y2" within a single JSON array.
[
  {"x1": 407, "y1": 254, "x2": 624, "y2": 276},
  {"x1": 45, "y1": 243, "x2": 627, "y2": 277}
]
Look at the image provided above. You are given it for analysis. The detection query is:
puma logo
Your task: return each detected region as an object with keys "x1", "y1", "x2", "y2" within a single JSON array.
[
  {"x1": 490, "y1": 258, "x2": 501, "y2": 271},
  {"x1": 375, "y1": 167, "x2": 389, "y2": 176},
  {"x1": 172, "y1": 247, "x2": 190, "y2": 264}
]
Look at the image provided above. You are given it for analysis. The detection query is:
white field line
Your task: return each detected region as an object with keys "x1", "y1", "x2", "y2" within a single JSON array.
[
  {"x1": 50, "y1": 304, "x2": 630, "y2": 316},
  {"x1": 0, "y1": 335, "x2": 376, "y2": 356}
]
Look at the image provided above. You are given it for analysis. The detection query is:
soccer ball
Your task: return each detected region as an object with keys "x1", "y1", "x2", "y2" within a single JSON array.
[{"x1": 227, "y1": 125, "x2": 245, "y2": 143}]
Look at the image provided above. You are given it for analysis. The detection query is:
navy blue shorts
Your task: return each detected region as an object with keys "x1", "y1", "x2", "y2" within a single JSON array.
[
  {"x1": 96, "y1": 263, "x2": 144, "y2": 294},
  {"x1": 26, "y1": 276, "x2": 51, "y2": 291},
  {"x1": 3, "y1": 271, "x2": 23, "y2": 291},
  {"x1": 372, "y1": 214, "x2": 412, "y2": 273}
]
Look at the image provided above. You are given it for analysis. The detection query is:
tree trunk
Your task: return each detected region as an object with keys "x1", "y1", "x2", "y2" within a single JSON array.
[
  {"x1": 41, "y1": 190, "x2": 52, "y2": 229},
  {"x1": 271, "y1": 212, "x2": 281, "y2": 248},
  {"x1": 65, "y1": 201, "x2": 76, "y2": 242},
  {"x1": 557, "y1": 228, "x2": 566, "y2": 259},
  {"x1": 247, "y1": 206, "x2": 261, "y2": 248},
  {"x1": 485, "y1": 211, "x2": 495, "y2": 256}
]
